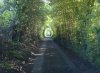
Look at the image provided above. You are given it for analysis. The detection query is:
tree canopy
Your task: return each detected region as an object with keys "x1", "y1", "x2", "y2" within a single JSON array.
[{"x1": 0, "y1": 0, "x2": 100, "y2": 71}]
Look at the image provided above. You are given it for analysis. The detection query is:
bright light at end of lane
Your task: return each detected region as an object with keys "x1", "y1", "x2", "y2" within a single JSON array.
[{"x1": 42, "y1": 0, "x2": 50, "y2": 4}]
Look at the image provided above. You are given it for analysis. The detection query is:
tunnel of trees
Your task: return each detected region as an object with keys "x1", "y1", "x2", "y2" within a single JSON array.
[{"x1": 0, "y1": 0, "x2": 100, "y2": 73}]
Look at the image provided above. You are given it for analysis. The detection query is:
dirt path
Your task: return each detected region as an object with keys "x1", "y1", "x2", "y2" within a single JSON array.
[{"x1": 31, "y1": 37, "x2": 100, "y2": 73}]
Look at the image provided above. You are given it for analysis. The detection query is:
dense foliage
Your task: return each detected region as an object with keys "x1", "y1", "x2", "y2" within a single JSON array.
[
  {"x1": 0, "y1": 0, "x2": 100, "y2": 72},
  {"x1": 52, "y1": 0, "x2": 100, "y2": 67},
  {"x1": 0, "y1": 0, "x2": 43, "y2": 72}
]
